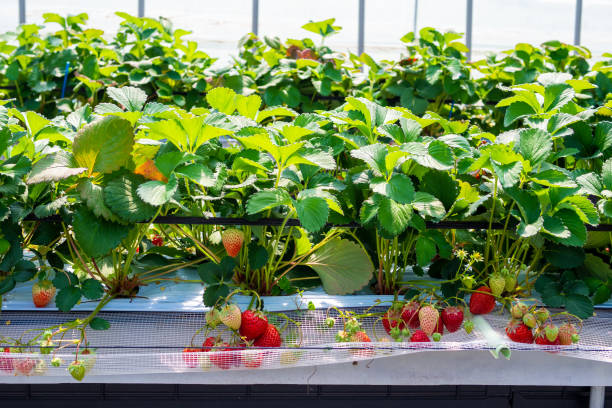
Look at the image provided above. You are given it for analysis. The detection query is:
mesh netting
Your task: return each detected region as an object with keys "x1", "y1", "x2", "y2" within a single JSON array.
[{"x1": 1, "y1": 307, "x2": 611, "y2": 377}]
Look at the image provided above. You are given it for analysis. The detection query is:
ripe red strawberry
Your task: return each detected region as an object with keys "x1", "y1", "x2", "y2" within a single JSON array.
[
  {"x1": 242, "y1": 350, "x2": 263, "y2": 368},
  {"x1": 410, "y1": 330, "x2": 430, "y2": 342},
  {"x1": 32, "y1": 280, "x2": 56, "y2": 308},
  {"x1": 0, "y1": 347, "x2": 14, "y2": 373},
  {"x1": 209, "y1": 343, "x2": 235, "y2": 370},
  {"x1": 349, "y1": 331, "x2": 374, "y2": 357},
  {"x1": 382, "y1": 308, "x2": 405, "y2": 334},
  {"x1": 505, "y1": 320, "x2": 533, "y2": 344},
  {"x1": 418, "y1": 305, "x2": 439, "y2": 336},
  {"x1": 469, "y1": 286, "x2": 495, "y2": 315},
  {"x1": 151, "y1": 234, "x2": 163, "y2": 246},
  {"x1": 222, "y1": 229, "x2": 244, "y2": 257},
  {"x1": 201, "y1": 336, "x2": 217, "y2": 351},
  {"x1": 219, "y1": 304, "x2": 242, "y2": 330},
  {"x1": 14, "y1": 356, "x2": 36, "y2": 376},
  {"x1": 558, "y1": 323, "x2": 578, "y2": 345},
  {"x1": 535, "y1": 329, "x2": 561, "y2": 346},
  {"x1": 400, "y1": 301, "x2": 421, "y2": 329},
  {"x1": 182, "y1": 348, "x2": 200, "y2": 368},
  {"x1": 239, "y1": 310, "x2": 268, "y2": 341},
  {"x1": 254, "y1": 324, "x2": 282, "y2": 348},
  {"x1": 441, "y1": 306, "x2": 464, "y2": 333}
]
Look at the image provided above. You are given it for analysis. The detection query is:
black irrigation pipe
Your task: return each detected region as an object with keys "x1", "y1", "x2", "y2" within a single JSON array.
[{"x1": 22, "y1": 214, "x2": 612, "y2": 232}]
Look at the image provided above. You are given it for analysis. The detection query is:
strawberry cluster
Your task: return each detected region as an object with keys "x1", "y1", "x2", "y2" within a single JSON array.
[
  {"x1": 381, "y1": 301, "x2": 470, "y2": 343},
  {"x1": 0, "y1": 347, "x2": 47, "y2": 376},
  {"x1": 505, "y1": 301, "x2": 580, "y2": 346},
  {"x1": 183, "y1": 304, "x2": 282, "y2": 370},
  {"x1": 334, "y1": 317, "x2": 374, "y2": 357}
]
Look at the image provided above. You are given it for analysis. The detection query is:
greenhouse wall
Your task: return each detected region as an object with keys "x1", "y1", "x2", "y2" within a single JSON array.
[{"x1": 3, "y1": 0, "x2": 612, "y2": 61}]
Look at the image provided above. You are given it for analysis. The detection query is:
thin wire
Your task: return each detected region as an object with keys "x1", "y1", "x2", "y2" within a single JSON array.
[{"x1": 22, "y1": 215, "x2": 612, "y2": 232}]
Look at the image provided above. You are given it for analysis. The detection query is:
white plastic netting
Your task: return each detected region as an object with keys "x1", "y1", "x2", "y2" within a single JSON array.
[{"x1": 1, "y1": 307, "x2": 611, "y2": 377}]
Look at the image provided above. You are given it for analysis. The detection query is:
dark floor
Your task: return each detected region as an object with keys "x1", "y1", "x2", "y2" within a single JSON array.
[{"x1": 0, "y1": 384, "x2": 610, "y2": 407}]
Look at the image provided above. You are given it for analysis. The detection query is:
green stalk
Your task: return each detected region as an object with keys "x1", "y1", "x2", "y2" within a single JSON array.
[{"x1": 484, "y1": 176, "x2": 499, "y2": 267}]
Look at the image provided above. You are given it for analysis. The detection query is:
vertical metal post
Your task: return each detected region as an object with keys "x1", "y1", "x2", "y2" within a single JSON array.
[
  {"x1": 574, "y1": 0, "x2": 583, "y2": 46},
  {"x1": 413, "y1": 0, "x2": 418, "y2": 35},
  {"x1": 465, "y1": 0, "x2": 473, "y2": 61},
  {"x1": 251, "y1": 0, "x2": 259, "y2": 35},
  {"x1": 138, "y1": 0, "x2": 145, "y2": 17},
  {"x1": 589, "y1": 386, "x2": 605, "y2": 408},
  {"x1": 357, "y1": 0, "x2": 365, "y2": 55},
  {"x1": 18, "y1": 0, "x2": 26, "y2": 25}
]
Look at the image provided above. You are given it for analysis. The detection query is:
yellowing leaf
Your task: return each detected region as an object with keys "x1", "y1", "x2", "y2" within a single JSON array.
[{"x1": 134, "y1": 160, "x2": 168, "y2": 183}]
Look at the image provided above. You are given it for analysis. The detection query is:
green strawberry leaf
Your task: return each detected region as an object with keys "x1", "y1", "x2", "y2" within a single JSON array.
[
  {"x1": 55, "y1": 286, "x2": 82, "y2": 312},
  {"x1": 89, "y1": 317, "x2": 110, "y2": 330}
]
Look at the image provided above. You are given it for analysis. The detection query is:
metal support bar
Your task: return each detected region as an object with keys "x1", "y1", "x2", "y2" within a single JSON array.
[
  {"x1": 18, "y1": 0, "x2": 26, "y2": 25},
  {"x1": 465, "y1": 0, "x2": 473, "y2": 61},
  {"x1": 589, "y1": 386, "x2": 605, "y2": 408},
  {"x1": 138, "y1": 0, "x2": 145, "y2": 17},
  {"x1": 574, "y1": 0, "x2": 583, "y2": 46},
  {"x1": 357, "y1": 0, "x2": 365, "y2": 55},
  {"x1": 251, "y1": 0, "x2": 259, "y2": 35},
  {"x1": 413, "y1": 0, "x2": 418, "y2": 35}
]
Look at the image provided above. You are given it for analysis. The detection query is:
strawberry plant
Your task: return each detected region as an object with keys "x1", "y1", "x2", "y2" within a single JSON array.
[{"x1": 1, "y1": 15, "x2": 612, "y2": 373}]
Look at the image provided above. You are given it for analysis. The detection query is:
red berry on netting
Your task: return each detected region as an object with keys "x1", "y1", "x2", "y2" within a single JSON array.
[
  {"x1": 441, "y1": 306, "x2": 464, "y2": 333},
  {"x1": 239, "y1": 310, "x2": 268, "y2": 341},
  {"x1": 382, "y1": 308, "x2": 405, "y2": 334},
  {"x1": 254, "y1": 325, "x2": 282, "y2": 348},
  {"x1": 505, "y1": 320, "x2": 534, "y2": 344},
  {"x1": 410, "y1": 330, "x2": 430, "y2": 342},
  {"x1": 469, "y1": 286, "x2": 496, "y2": 315},
  {"x1": 400, "y1": 301, "x2": 421, "y2": 329}
]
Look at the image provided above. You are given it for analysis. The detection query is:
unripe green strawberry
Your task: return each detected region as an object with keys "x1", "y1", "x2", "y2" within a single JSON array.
[
  {"x1": 32, "y1": 280, "x2": 56, "y2": 308},
  {"x1": 336, "y1": 330, "x2": 349, "y2": 342},
  {"x1": 345, "y1": 318, "x2": 360, "y2": 334},
  {"x1": 511, "y1": 302, "x2": 528, "y2": 319},
  {"x1": 571, "y1": 333, "x2": 580, "y2": 343},
  {"x1": 489, "y1": 274, "x2": 505, "y2": 297},
  {"x1": 39, "y1": 339, "x2": 54, "y2": 355},
  {"x1": 33, "y1": 360, "x2": 47, "y2": 376},
  {"x1": 504, "y1": 275, "x2": 517, "y2": 292},
  {"x1": 463, "y1": 320, "x2": 474, "y2": 334},
  {"x1": 80, "y1": 349, "x2": 96, "y2": 374},
  {"x1": 544, "y1": 324, "x2": 559, "y2": 342},
  {"x1": 418, "y1": 305, "x2": 439, "y2": 336},
  {"x1": 68, "y1": 361, "x2": 85, "y2": 381},
  {"x1": 325, "y1": 317, "x2": 335, "y2": 328},
  {"x1": 432, "y1": 333, "x2": 441, "y2": 342},
  {"x1": 523, "y1": 313, "x2": 537, "y2": 328},
  {"x1": 206, "y1": 308, "x2": 221, "y2": 328},
  {"x1": 535, "y1": 308, "x2": 550, "y2": 324},
  {"x1": 461, "y1": 275, "x2": 475, "y2": 290},
  {"x1": 219, "y1": 304, "x2": 242, "y2": 330},
  {"x1": 221, "y1": 229, "x2": 244, "y2": 257},
  {"x1": 280, "y1": 349, "x2": 303, "y2": 366},
  {"x1": 390, "y1": 326, "x2": 401, "y2": 340},
  {"x1": 51, "y1": 357, "x2": 62, "y2": 367},
  {"x1": 558, "y1": 323, "x2": 578, "y2": 345}
]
